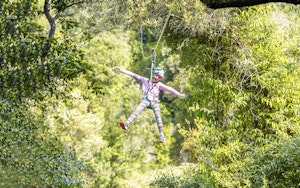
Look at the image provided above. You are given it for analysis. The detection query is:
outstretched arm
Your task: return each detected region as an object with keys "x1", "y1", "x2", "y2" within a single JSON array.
[
  {"x1": 113, "y1": 67, "x2": 147, "y2": 83},
  {"x1": 159, "y1": 83, "x2": 185, "y2": 98}
]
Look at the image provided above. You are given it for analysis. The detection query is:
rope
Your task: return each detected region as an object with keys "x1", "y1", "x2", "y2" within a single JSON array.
[
  {"x1": 139, "y1": 10, "x2": 171, "y2": 88},
  {"x1": 154, "y1": 11, "x2": 172, "y2": 50},
  {"x1": 140, "y1": 25, "x2": 146, "y2": 58},
  {"x1": 139, "y1": 10, "x2": 172, "y2": 59}
]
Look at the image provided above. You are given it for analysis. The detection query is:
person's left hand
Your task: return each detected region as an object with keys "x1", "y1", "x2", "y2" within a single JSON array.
[{"x1": 113, "y1": 67, "x2": 121, "y2": 72}]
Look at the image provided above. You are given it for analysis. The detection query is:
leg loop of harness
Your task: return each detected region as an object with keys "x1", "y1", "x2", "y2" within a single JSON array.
[
  {"x1": 147, "y1": 103, "x2": 153, "y2": 109},
  {"x1": 143, "y1": 95, "x2": 160, "y2": 109},
  {"x1": 142, "y1": 96, "x2": 152, "y2": 109}
]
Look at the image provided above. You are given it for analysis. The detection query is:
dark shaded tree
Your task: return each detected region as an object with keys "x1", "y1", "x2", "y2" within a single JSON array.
[{"x1": 0, "y1": 0, "x2": 89, "y2": 186}]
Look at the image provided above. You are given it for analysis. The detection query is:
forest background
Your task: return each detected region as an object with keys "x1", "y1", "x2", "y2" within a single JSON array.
[{"x1": 0, "y1": 0, "x2": 299, "y2": 187}]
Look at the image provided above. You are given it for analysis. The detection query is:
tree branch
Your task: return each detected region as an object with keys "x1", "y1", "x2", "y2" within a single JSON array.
[
  {"x1": 65, "y1": 0, "x2": 86, "y2": 9},
  {"x1": 44, "y1": 0, "x2": 56, "y2": 38},
  {"x1": 201, "y1": 0, "x2": 300, "y2": 8},
  {"x1": 41, "y1": 0, "x2": 56, "y2": 65}
]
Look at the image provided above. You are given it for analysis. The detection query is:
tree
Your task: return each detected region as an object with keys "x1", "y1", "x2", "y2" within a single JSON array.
[
  {"x1": 160, "y1": 2, "x2": 300, "y2": 187},
  {"x1": 0, "y1": 0, "x2": 87, "y2": 103},
  {"x1": 0, "y1": 0, "x2": 89, "y2": 186}
]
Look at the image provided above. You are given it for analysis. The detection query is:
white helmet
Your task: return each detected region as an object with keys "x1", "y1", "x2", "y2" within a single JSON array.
[{"x1": 154, "y1": 68, "x2": 164, "y2": 78}]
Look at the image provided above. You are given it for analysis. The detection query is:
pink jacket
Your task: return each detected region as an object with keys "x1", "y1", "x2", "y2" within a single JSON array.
[{"x1": 119, "y1": 68, "x2": 181, "y2": 102}]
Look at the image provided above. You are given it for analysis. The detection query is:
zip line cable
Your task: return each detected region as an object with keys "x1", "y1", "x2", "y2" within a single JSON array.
[
  {"x1": 139, "y1": 11, "x2": 172, "y2": 83},
  {"x1": 154, "y1": 11, "x2": 172, "y2": 50},
  {"x1": 140, "y1": 25, "x2": 146, "y2": 59},
  {"x1": 139, "y1": 11, "x2": 172, "y2": 60}
]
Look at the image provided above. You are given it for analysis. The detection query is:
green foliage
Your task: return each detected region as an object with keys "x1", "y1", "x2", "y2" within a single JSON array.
[
  {"x1": 0, "y1": 0, "x2": 86, "y2": 103},
  {"x1": 0, "y1": 103, "x2": 83, "y2": 187},
  {"x1": 0, "y1": 0, "x2": 87, "y2": 186},
  {"x1": 150, "y1": 164, "x2": 215, "y2": 188},
  {"x1": 162, "y1": 2, "x2": 300, "y2": 187},
  {"x1": 245, "y1": 135, "x2": 300, "y2": 187},
  {"x1": 1, "y1": 1, "x2": 300, "y2": 187}
]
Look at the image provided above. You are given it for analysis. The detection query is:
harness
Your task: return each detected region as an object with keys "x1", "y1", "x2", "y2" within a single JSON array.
[{"x1": 144, "y1": 82, "x2": 160, "y2": 109}]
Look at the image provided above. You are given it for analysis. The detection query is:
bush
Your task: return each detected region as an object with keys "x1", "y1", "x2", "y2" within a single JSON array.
[
  {"x1": 150, "y1": 164, "x2": 215, "y2": 188},
  {"x1": 246, "y1": 135, "x2": 300, "y2": 187}
]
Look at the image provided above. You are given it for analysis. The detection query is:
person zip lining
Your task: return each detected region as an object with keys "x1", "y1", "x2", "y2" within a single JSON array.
[
  {"x1": 113, "y1": 66, "x2": 185, "y2": 143},
  {"x1": 113, "y1": 11, "x2": 185, "y2": 143}
]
